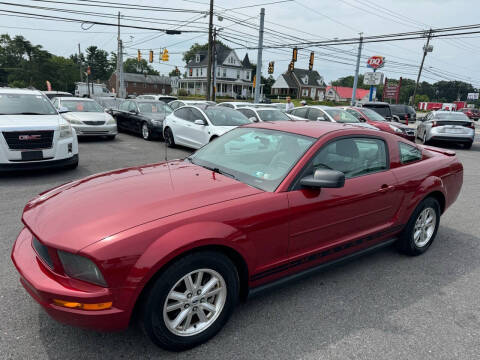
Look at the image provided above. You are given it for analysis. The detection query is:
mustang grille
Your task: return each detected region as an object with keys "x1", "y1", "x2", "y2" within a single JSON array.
[
  {"x1": 83, "y1": 121, "x2": 105, "y2": 125},
  {"x1": 2, "y1": 130, "x2": 54, "y2": 150},
  {"x1": 32, "y1": 236, "x2": 54, "y2": 269}
]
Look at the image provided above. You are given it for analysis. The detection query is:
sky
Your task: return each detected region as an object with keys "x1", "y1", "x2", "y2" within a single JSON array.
[{"x1": 1, "y1": 0, "x2": 480, "y2": 87}]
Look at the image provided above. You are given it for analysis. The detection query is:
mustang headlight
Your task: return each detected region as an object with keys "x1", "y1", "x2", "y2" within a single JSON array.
[
  {"x1": 388, "y1": 124, "x2": 404, "y2": 134},
  {"x1": 58, "y1": 251, "x2": 107, "y2": 287},
  {"x1": 62, "y1": 113, "x2": 83, "y2": 125},
  {"x1": 59, "y1": 123, "x2": 73, "y2": 138}
]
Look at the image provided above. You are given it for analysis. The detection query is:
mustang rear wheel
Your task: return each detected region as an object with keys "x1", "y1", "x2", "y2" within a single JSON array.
[
  {"x1": 397, "y1": 197, "x2": 440, "y2": 256},
  {"x1": 141, "y1": 251, "x2": 239, "y2": 351}
]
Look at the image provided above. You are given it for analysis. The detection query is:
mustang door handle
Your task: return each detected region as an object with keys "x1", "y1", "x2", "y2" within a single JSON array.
[{"x1": 378, "y1": 184, "x2": 395, "y2": 193}]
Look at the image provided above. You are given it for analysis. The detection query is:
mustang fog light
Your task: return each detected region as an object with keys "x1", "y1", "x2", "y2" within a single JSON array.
[
  {"x1": 58, "y1": 251, "x2": 107, "y2": 287},
  {"x1": 53, "y1": 299, "x2": 112, "y2": 311}
]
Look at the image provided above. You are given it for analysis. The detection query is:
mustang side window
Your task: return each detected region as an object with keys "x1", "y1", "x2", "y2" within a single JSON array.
[
  {"x1": 311, "y1": 137, "x2": 388, "y2": 178},
  {"x1": 399, "y1": 142, "x2": 422, "y2": 164}
]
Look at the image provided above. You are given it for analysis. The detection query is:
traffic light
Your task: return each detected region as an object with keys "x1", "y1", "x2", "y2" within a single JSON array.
[
  {"x1": 268, "y1": 61, "x2": 275, "y2": 74},
  {"x1": 289, "y1": 60, "x2": 294, "y2": 71},
  {"x1": 309, "y1": 52, "x2": 314, "y2": 71},
  {"x1": 292, "y1": 47, "x2": 298, "y2": 62},
  {"x1": 161, "y1": 48, "x2": 169, "y2": 62},
  {"x1": 137, "y1": 50, "x2": 141, "y2": 62},
  {"x1": 149, "y1": 50, "x2": 153, "y2": 63}
]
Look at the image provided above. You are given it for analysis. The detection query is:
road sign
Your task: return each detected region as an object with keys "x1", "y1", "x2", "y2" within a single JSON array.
[
  {"x1": 367, "y1": 56, "x2": 385, "y2": 69},
  {"x1": 467, "y1": 92, "x2": 479, "y2": 100},
  {"x1": 363, "y1": 72, "x2": 384, "y2": 85}
]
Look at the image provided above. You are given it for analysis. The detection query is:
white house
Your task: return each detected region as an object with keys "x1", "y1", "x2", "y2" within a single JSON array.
[{"x1": 179, "y1": 43, "x2": 254, "y2": 98}]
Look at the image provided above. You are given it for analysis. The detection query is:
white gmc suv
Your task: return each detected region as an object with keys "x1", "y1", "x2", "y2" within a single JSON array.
[{"x1": 0, "y1": 88, "x2": 78, "y2": 171}]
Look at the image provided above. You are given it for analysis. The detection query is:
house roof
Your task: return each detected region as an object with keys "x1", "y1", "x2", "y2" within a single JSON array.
[
  {"x1": 326, "y1": 86, "x2": 369, "y2": 100},
  {"x1": 185, "y1": 43, "x2": 253, "y2": 69},
  {"x1": 123, "y1": 73, "x2": 171, "y2": 85},
  {"x1": 242, "y1": 53, "x2": 252, "y2": 68},
  {"x1": 291, "y1": 69, "x2": 326, "y2": 87}
]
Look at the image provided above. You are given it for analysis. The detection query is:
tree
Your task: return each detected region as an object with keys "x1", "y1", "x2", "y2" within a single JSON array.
[
  {"x1": 332, "y1": 75, "x2": 370, "y2": 89},
  {"x1": 123, "y1": 58, "x2": 159, "y2": 75},
  {"x1": 86, "y1": 46, "x2": 113, "y2": 81},
  {"x1": 182, "y1": 40, "x2": 231, "y2": 64}
]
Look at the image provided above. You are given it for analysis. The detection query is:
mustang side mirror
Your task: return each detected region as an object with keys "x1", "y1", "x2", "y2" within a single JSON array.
[
  {"x1": 300, "y1": 168, "x2": 345, "y2": 189},
  {"x1": 317, "y1": 116, "x2": 326, "y2": 121},
  {"x1": 58, "y1": 106, "x2": 69, "y2": 114},
  {"x1": 194, "y1": 119, "x2": 206, "y2": 125}
]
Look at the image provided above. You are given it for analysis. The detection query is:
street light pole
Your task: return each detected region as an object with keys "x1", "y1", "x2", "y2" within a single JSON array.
[
  {"x1": 351, "y1": 33, "x2": 363, "y2": 106},
  {"x1": 254, "y1": 8, "x2": 265, "y2": 104},
  {"x1": 411, "y1": 29, "x2": 433, "y2": 106},
  {"x1": 206, "y1": 0, "x2": 214, "y2": 100}
]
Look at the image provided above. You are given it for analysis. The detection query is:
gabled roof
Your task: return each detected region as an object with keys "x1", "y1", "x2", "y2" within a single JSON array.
[
  {"x1": 291, "y1": 69, "x2": 326, "y2": 87},
  {"x1": 185, "y1": 43, "x2": 253, "y2": 69},
  {"x1": 123, "y1": 73, "x2": 171, "y2": 84},
  {"x1": 326, "y1": 86, "x2": 369, "y2": 100},
  {"x1": 242, "y1": 53, "x2": 252, "y2": 68}
]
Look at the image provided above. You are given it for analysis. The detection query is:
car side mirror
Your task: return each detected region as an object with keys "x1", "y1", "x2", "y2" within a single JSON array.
[
  {"x1": 317, "y1": 116, "x2": 326, "y2": 121},
  {"x1": 129, "y1": 109, "x2": 137, "y2": 114},
  {"x1": 58, "y1": 106, "x2": 69, "y2": 114},
  {"x1": 249, "y1": 117, "x2": 258, "y2": 123},
  {"x1": 194, "y1": 119, "x2": 206, "y2": 125},
  {"x1": 300, "y1": 168, "x2": 345, "y2": 189},
  {"x1": 359, "y1": 117, "x2": 367, "y2": 122}
]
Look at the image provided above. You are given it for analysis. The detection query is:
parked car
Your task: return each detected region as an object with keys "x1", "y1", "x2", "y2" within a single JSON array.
[
  {"x1": 340, "y1": 106, "x2": 415, "y2": 141},
  {"x1": 416, "y1": 111, "x2": 475, "y2": 148},
  {"x1": 287, "y1": 106, "x2": 378, "y2": 130},
  {"x1": 216, "y1": 101, "x2": 252, "y2": 109},
  {"x1": 362, "y1": 102, "x2": 400, "y2": 122},
  {"x1": 113, "y1": 99, "x2": 173, "y2": 140},
  {"x1": 0, "y1": 88, "x2": 78, "y2": 170},
  {"x1": 53, "y1": 97, "x2": 117, "y2": 139},
  {"x1": 137, "y1": 94, "x2": 178, "y2": 103},
  {"x1": 11, "y1": 121, "x2": 463, "y2": 351},
  {"x1": 390, "y1": 104, "x2": 417, "y2": 124},
  {"x1": 237, "y1": 107, "x2": 292, "y2": 122},
  {"x1": 163, "y1": 105, "x2": 251, "y2": 149},
  {"x1": 168, "y1": 100, "x2": 216, "y2": 110},
  {"x1": 42, "y1": 91, "x2": 73, "y2": 100},
  {"x1": 94, "y1": 97, "x2": 123, "y2": 114},
  {"x1": 459, "y1": 107, "x2": 480, "y2": 121}
]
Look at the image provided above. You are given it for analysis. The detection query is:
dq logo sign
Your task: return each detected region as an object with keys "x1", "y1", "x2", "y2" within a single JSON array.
[{"x1": 367, "y1": 56, "x2": 385, "y2": 69}]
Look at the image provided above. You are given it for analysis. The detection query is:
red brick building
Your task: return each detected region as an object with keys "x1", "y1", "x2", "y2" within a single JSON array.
[{"x1": 108, "y1": 72, "x2": 172, "y2": 97}]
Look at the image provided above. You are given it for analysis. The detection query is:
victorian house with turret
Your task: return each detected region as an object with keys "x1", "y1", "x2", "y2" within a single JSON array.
[{"x1": 178, "y1": 43, "x2": 254, "y2": 98}]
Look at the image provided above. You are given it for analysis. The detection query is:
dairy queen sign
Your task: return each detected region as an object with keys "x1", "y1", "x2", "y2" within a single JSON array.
[{"x1": 367, "y1": 56, "x2": 385, "y2": 70}]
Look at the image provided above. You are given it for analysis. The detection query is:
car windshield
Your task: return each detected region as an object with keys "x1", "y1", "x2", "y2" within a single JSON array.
[
  {"x1": 138, "y1": 102, "x2": 173, "y2": 115},
  {"x1": 390, "y1": 105, "x2": 405, "y2": 113},
  {"x1": 361, "y1": 108, "x2": 386, "y2": 121},
  {"x1": 62, "y1": 100, "x2": 103, "y2": 112},
  {"x1": 323, "y1": 109, "x2": 360, "y2": 123},
  {"x1": 204, "y1": 108, "x2": 251, "y2": 126},
  {"x1": 97, "y1": 98, "x2": 120, "y2": 109},
  {"x1": 436, "y1": 112, "x2": 469, "y2": 120},
  {"x1": 366, "y1": 106, "x2": 390, "y2": 117},
  {"x1": 257, "y1": 110, "x2": 291, "y2": 121},
  {"x1": 190, "y1": 127, "x2": 315, "y2": 192},
  {"x1": 0, "y1": 93, "x2": 57, "y2": 115}
]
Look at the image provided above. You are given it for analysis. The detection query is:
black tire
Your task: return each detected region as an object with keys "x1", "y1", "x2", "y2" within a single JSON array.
[
  {"x1": 209, "y1": 136, "x2": 218, "y2": 143},
  {"x1": 422, "y1": 131, "x2": 429, "y2": 145},
  {"x1": 141, "y1": 122, "x2": 152, "y2": 141},
  {"x1": 464, "y1": 141, "x2": 473, "y2": 149},
  {"x1": 65, "y1": 158, "x2": 78, "y2": 170},
  {"x1": 397, "y1": 197, "x2": 440, "y2": 256},
  {"x1": 141, "y1": 251, "x2": 239, "y2": 351},
  {"x1": 164, "y1": 127, "x2": 175, "y2": 148},
  {"x1": 106, "y1": 135, "x2": 116, "y2": 140}
]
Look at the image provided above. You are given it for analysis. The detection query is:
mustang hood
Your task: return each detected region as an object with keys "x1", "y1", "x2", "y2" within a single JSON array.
[{"x1": 23, "y1": 161, "x2": 261, "y2": 251}]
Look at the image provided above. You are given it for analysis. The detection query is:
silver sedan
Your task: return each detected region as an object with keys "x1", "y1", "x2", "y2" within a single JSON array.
[
  {"x1": 53, "y1": 97, "x2": 118, "y2": 139},
  {"x1": 416, "y1": 111, "x2": 475, "y2": 149}
]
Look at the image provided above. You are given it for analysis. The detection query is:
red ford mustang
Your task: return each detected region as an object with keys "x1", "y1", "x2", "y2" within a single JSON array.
[{"x1": 11, "y1": 121, "x2": 463, "y2": 351}]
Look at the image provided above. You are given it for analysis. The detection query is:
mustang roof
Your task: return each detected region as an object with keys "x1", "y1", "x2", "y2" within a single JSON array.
[{"x1": 244, "y1": 120, "x2": 371, "y2": 139}]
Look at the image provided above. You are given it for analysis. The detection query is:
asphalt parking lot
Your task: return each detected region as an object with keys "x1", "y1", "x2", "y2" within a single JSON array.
[{"x1": 1, "y1": 132, "x2": 479, "y2": 360}]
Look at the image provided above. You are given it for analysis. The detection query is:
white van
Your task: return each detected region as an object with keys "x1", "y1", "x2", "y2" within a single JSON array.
[{"x1": 0, "y1": 88, "x2": 78, "y2": 171}]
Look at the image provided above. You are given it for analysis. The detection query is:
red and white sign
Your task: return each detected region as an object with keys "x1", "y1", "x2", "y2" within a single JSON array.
[
  {"x1": 367, "y1": 56, "x2": 385, "y2": 69},
  {"x1": 46, "y1": 80, "x2": 52, "y2": 91}
]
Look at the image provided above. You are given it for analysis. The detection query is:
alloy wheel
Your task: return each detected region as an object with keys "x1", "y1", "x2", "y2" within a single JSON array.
[
  {"x1": 142, "y1": 123, "x2": 150, "y2": 140},
  {"x1": 163, "y1": 269, "x2": 227, "y2": 337},
  {"x1": 413, "y1": 207, "x2": 437, "y2": 248}
]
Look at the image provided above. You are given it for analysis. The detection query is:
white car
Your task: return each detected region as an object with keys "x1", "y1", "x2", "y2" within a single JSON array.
[
  {"x1": 0, "y1": 88, "x2": 78, "y2": 171},
  {"x1": 163, "y1": 105, "x2": 251, "y2": 149},
  {"x1": 216, "y1": 102, "x2": 252, "y2": 109},
  {"x1": 136, "y1": 94, "x2": 177, "y2": 103},
  {"x1": 287, "y1": 105, "x2": 378, "y2": 130},
  {"x1": 52, "y1": 97, "x2": 117, "y2": 139},
  {"x1": 237, "y1": 107, "x2": 292, "y2": 122},
  {"x1": 168, "y1": 100, "x2": 216, "y2": 110}
]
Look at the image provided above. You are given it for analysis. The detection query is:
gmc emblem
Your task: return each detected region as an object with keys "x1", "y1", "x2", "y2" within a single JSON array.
[{"x1": 19, "y1": 135, "x2": 41, "y2": 140}]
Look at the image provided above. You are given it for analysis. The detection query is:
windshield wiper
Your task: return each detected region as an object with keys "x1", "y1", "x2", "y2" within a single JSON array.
[
  {"x1": 9, "y1": 112, "x2": 49, "y2": 115},
  {"x1": 201, "y1": 165, "x2": 236, "y2": 179}
]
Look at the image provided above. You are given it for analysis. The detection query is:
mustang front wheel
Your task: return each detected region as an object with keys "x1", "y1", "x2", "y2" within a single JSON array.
[{"x1": 141, "y1": 251, "x2": 239, "y2": 351}]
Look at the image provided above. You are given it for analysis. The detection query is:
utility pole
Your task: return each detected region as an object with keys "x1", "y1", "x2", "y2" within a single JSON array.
[
  {"x1": 212, "y1": 27, "x2": 217, "y2": 102},
  {"x1": 116, "y1": 11, "x2": 121, "y2": 97},
  {"x1": 206, "y1": 0, "x2": 214, "y2": 100},
  {"x1": 351, "y1": 33, "x2": 363, "y2": 106},
  {"x1": 78, "y1": 43, "x2": 83, "y2": 82},
  {"x1": 119, "y1": 40, "x2": 124, "y2": 98},
  {"x1": 411, "y1": 29, "x2": 433, "y2": 106},
  {"x1": 254, "y1": 8, "x2": 265, "y2": 104}
]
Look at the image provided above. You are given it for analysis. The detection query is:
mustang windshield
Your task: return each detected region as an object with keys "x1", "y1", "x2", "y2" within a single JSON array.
[{"x1": 190, "y1": 127, "x2": 315, "y2": 192}]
